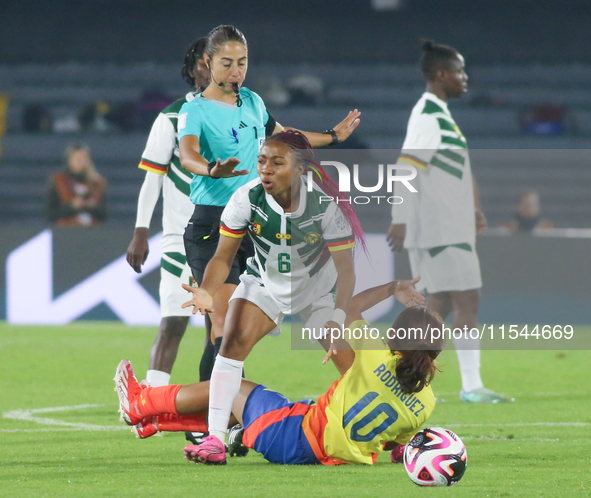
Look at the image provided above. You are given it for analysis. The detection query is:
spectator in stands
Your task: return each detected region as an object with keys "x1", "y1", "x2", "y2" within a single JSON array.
[
  {"x1": 501, "y1": 190, "x2": 553, "y2": 232},
  {"x1": 46, "y1": 143, "x2": 107, "y2": 226}
]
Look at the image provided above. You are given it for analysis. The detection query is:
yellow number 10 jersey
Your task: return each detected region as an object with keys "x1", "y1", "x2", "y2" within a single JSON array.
[{"x1": 302, "y1": 320, "x2": 436, "y2": 465}]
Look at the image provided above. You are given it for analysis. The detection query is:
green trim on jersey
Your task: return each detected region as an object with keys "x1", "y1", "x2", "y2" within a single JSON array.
[
  {"x1": 431, "y1": 156, "x2": 463, "y2": 179},
  {"x1": 161, "y1": 257, "x2": 183, "y2": 277},
  {"x1": 428, "y1": 243, "x2": 472, "y2": 258},
  {"x1": 441, "y1": 135, "x2": 467, "y2": 149},
  {"x1": 422, "y1": 100, "x2": 447, "y2": 115},
  {"x1": 167, "y1": 165, "x2": 191, "y2": 196},
  {"x1": 165, "y1": 252, "x2": 187, "y2": 265},
  {"x1": 243, "y1": 182, "x2": 338, "y2": 281},
  {"x1": 437, "y1": 148, "x2": 466, "y2": 166},
  {"x1": 161, "y1": 96, "x2": 195, "y2": 197},
  {"x1": 437, "y1": 117, "x2": 457, "y2": 132}
]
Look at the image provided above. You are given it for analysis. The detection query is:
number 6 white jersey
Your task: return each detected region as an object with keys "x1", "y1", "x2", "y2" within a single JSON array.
[{"x1": 220, "y1": 176, "x2": 354, "y2": 314}]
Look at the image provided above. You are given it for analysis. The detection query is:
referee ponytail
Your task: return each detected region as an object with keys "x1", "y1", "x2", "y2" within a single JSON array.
[
  {"x1": 266, "y1": 130, "x2": 367, "y2": 253},
  {"x1": 389, "y1": 306, "x2": 444, "y2": 395}
]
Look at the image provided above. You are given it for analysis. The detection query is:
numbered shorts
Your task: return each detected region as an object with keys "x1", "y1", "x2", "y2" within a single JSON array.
[
  {"x1": 242, "y1": 385, "x2": 320, "y2": 465},
  {"x1": 229, "y1": 272, "x2": 335, "y2": 339},
  {"x1": 408, "y1": 243, "x2": 482, "y2": 294},
  {"x1": 159, "y1": 252, "x2": 194, "y2": 318},
  {"x1": 183, "y1": 205, "x2": 254, "y2": 285}
]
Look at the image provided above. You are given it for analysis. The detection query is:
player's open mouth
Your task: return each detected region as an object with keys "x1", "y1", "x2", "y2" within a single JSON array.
[{"x1": 262, "y1": 180, "x2": 273, "y2": 189}]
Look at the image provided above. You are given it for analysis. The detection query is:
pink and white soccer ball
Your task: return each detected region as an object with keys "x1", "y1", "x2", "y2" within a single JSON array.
[{"x1": 403, "y1": 427, "x2": 467, "y2": 487}]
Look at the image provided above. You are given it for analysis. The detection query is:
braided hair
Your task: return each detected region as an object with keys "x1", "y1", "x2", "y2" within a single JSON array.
[
  {"x1": 419, "y1": 38, "x2": 460, "y2": 80},
  {"x1": 265, "y1": 130, "x2": 367, "y2": 252},
  {"x1": 181, "y1": 37, "x2": 208, "y2": 89}
]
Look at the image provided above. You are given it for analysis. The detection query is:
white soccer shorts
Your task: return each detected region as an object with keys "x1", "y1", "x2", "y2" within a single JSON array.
[
  {"x1": 408, "y1": 244, "x2": 482, "y2": 294},
  {"x1": 159, "y1": 256, "x2": 194, "y2": 318},
  {"x1": 229, "y1": 272, "x2": 335, "y2": 340}
]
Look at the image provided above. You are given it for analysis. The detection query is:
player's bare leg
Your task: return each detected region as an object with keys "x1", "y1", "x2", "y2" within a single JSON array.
[
  {"x1": 425, "y1": 291, "x2": 453, "y2": 321},
  {"x1": 198, "y1": 298, "x2": 276, "y2": 464},
  {"x1": 450, "y1": 289, "x2": 513, "y2": 403},
  {"x1": 210, "y1": 283, "x2": 236, "y2": 356},
  {"x1": 147, "y1": 316, "x2": 190, "y2": 386}
]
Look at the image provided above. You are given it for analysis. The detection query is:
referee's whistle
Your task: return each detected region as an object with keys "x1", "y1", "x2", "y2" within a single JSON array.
[{"x1": 232, "y1": 128, "x2": 239, "y2": 144}]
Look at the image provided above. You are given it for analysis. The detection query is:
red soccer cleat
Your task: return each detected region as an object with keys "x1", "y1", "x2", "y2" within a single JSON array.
[
  {"x1": 133, "y1": 417, "x2": 158, "y2": 439},
  {"x1": 184, "y1": 435, "x2": 227, "y2": 465},
  {"x1": 114, "y1": 359, "x2": 144, "y2": 426}
]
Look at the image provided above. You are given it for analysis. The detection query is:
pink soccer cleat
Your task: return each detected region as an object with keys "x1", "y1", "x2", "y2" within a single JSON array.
[
  {"x1": 390, "y1": 444, "x2": 405, "y2": 464},
  {"x1": 184, "y1": 435, "x2": 227, "y2": 465},
  {"x1": 114, "y1": 359, "x2": 144, "y2": 426}
]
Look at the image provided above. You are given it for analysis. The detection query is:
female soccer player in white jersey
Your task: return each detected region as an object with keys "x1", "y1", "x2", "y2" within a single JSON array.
[
  {"x1": 126, "y1": 38, "x2": 219, "y2": 390},
  {"x1": 178, "y1": 130, "x2": 365, "y2": 464},
  {"x1": 386, "y1": 40, "x2": 512, "y2": 404},
  {"x1": 177, "y1": 25, "x2": 361, "y2": 363}
]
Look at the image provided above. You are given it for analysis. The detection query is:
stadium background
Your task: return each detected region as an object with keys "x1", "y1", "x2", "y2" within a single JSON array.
[
  {"x1": 1, "y1": 3, "x2": 591, "y2": 496},
  {"x1": 1, "y1": 0, "x2": 590, "y2": 326}
]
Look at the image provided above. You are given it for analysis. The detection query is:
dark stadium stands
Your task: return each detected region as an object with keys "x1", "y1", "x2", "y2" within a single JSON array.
[{"x1": 1, "y1": 63, "x2": 591, "y2": 230}]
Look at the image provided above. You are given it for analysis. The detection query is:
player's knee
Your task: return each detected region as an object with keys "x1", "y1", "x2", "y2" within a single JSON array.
[
  {"x1": 452, "y1": 290, "x2": 479, "y2": 315},
  {"x1": 159, "y1": 316, "x2": 189, "y2": 340},
  {"x1": 219, "y1": 327, "x2": 256, "y2": 360}
]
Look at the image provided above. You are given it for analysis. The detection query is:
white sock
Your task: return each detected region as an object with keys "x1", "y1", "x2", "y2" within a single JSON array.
[
  {"x1": 146, "y1": 369, "x2": 171, "y2": 387},
  {"x1": 208, "y1": 355, "x2": 244, "y2": 444},
  {"x1": 453, "y1": 336, "x2": 484, "y2": 393}
]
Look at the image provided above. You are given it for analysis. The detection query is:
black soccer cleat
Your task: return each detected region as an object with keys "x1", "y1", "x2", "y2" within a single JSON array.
[{"x1": 227, "y1": 424, "x2": 249, "y2": 457}]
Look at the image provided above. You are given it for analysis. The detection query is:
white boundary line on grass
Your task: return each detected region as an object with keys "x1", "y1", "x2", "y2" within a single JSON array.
[
  {"x1": 445, "y1": 422, "x2": 589, "y2": 428},
  {"x1": 2, "y1": 404, "x2": 128, "y2": 431},
  {"x1": 433, "y1": 391, "x2": 591, "y2": 397}
]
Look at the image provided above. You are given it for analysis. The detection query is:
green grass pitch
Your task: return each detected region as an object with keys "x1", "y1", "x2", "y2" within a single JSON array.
[{"x1": 1, "y1": 322, "x2": 590, "y2": 497}]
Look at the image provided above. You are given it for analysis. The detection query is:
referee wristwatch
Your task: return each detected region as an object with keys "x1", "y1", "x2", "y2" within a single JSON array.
[
  {"x1": 207, "y1": 161, "x2": 220, "y2": 179},
  {"x1": 322, "y1": 128, "x2": 339, "y2": 146}
]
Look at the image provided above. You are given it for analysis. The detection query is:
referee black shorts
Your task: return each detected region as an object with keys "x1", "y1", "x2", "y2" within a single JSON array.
[{"x1": 183, "y1": 204, "x2": 254, "y2": 286}]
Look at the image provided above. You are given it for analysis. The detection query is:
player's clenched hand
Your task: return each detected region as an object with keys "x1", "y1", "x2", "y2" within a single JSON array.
[
  {"x1": 181, "y1": 284, "x2": 213, "y2": 315},
  {"x1": 333, "y1": 109, "x2": 361, "y2": 143},
  {"x1": 126, "y1": 227, "x2": 149, "y2": 274},
  {"x1": 475, "y1": 209, "x2": 488, "y2": 235},
  {"x1": 392, "y1": 276, "x2": 425, "y2": 307},
  {"x1": 209, "y1": 157, "x2": 248, "y2": 178},
  {"x1": 387, "y1": 224, "x2": 406, "y2": 253}
]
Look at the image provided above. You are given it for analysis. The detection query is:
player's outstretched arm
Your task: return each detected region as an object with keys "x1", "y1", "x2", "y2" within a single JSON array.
[
  {"x1": 344, "y1": 276, "x2": 425, "y2": 328},
  {"x1": 274, "y1": 109, "x2": 361, "y2": 147},
  {"x1": 321, "y1": 248, "x2": 356, "y2": 374},
  {"x1": 179, "y1": 135, "x2": 247, "y2": 178},
  {"x1": 126, "y1": 172, "x2": 164, "y2": 273},
  {"x1": 181, "y1": 234, "x2": 242, "y2": 314}
]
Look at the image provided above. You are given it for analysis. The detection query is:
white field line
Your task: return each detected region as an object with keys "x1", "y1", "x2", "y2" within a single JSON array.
[
  {"x1": 462, "y1": 437, "x2": 562, "y2": 442},
  {"x1": 444, "y1": 422, "x2": 590, "y2": 428},
  {"x1": 2, "y1": 404, "x2": 127, "y2": 431},
  {"x1": 434, "y1": 391, "x2": 591, "y2": 397}
]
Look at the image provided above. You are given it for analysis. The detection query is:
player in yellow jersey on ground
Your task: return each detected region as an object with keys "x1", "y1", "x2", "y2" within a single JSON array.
[{"x1": 115, "y1": 276, "x2": 445, "y2": 466}]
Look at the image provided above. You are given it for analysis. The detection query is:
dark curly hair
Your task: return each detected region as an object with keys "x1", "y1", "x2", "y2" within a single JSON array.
[{"x1": 181, "y1": 37, "x2": 208, "y2": 89}]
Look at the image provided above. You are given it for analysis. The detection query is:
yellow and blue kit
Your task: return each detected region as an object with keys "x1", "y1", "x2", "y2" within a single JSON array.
[{"x1": 242, "y1": 320, "x2": 436, "y2": 465}]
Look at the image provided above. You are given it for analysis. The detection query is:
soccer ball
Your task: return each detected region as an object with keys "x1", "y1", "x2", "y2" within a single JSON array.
[{"x1": 403, "y1": 427, "x2": 467, "y2": 487}]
